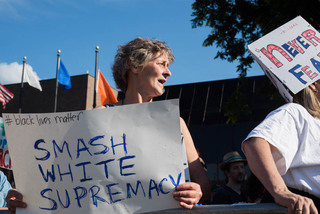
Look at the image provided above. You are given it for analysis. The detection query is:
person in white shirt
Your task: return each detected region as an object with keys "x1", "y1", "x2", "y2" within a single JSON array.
[{"x1": 242, "y1": 80, "x2": 320, "y2": 214}]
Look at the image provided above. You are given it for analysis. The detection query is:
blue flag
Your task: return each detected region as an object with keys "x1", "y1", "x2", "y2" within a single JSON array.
[{"x1": 58, "y1": 60, "x2": 71, "y2": 90}]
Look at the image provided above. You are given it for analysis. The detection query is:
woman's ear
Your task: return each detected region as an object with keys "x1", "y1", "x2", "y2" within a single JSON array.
[
  {"x1": 309, "y1": 82, "x2": 318, "y2": 93},
  {"x1": 130, "y1": 67, "x2": 140, "y2": 74},
  {"x1": 127, "y1": 60, "x2": 140, "y2": 74}
]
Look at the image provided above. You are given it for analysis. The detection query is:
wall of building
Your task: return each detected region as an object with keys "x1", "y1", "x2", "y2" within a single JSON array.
[
  {"x1": 154, "y1": 75, "x2": 285, "y2": 183},
  {"x1": 0, "y1": 74, "x2": 118, "y2": 114},
  {"x1": 1, "y1": 74, "x2": 284, "y2": 185}
]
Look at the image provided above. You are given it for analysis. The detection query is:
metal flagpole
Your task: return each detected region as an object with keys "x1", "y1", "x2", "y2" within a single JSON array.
[
  {"x1": 18, "y1": 56, "x2": 27, "y2": 113},
  {"x1": 54, "y1": 50, "x2": 61, "y2": 112},
  {"x1": 93, "y1": 46, "x2": 99, "y2": 108}
]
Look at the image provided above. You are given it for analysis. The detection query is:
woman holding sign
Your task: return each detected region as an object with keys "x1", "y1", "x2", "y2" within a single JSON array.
[
  {"x1": 6, "y1": 37, "x2": 212, "y2": 213},
  {"x1": 242, "y1": 81, "x2": 320, "y2": 214},
  {"x1": 110, "y1": 37, "x2": 212, "y2": 209}
]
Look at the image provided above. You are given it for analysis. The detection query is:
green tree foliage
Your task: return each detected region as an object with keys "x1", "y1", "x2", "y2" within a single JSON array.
[
  {"x1": 191, "y1": 0, "x2": 320, "y2": 77},
  {"x1": 192, "y1": 0, "x2": 320, "y2": 123},
  {"x1": 224, "y1": 83, "x2": 251, "y2": 124}
]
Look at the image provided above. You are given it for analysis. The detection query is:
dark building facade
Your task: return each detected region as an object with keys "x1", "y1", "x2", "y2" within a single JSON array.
[
  {"x1": 1, "y1": 74, "x2": 284, "y2": 183},
  {"x1": 0, "y1": 74, "x2": 119, "y2": 114},
  {"x1": 154, "y1": 75, "x2": 285, "y2": 182}
]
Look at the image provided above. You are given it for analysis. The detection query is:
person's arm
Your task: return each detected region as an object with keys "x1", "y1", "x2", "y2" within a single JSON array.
[
  {"x1": 243, "y1": 137, "x2": 317, "y2": 214},
  {"x1": 173, "y1": 117, "x2": 212, "y2": 209}
]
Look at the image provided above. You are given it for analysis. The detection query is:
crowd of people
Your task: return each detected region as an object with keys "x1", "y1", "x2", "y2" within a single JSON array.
[{"x1": 1, "y1": 37, "x2": 319, "y2": 214}]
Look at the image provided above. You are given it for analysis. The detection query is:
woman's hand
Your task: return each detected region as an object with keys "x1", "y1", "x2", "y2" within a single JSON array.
[
  {"x1": 6, "y1": 189, "x2": 27, "y2": 214},
  {"x1": 173, "y1": 182, "x2": 202, "y2": 209},
  {"x1": 273, "y1": 189, "x2": 318, "y2": 214}
]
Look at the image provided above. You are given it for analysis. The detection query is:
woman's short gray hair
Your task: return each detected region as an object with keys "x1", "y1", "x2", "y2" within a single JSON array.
[{"x1": 112, "y1": 37, "x2": 174, "y2": 92}]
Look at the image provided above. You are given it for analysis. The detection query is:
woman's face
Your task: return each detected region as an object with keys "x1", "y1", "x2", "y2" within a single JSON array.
[{"x1": 136, "y1": 53, "x2": 172, "y2": 98}]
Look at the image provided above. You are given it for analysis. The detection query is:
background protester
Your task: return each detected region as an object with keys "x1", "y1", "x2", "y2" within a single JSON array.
[{"x1": 211, "y1": 151, "x2": 248, "y2": 204}]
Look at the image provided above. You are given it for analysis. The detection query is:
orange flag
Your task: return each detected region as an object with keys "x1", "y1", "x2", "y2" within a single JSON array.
[{"x1": 97, "y1": 70, "x2": 118, "y2": 105}]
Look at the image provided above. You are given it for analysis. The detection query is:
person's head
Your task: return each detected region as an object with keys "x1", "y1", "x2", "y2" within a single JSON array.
[
  {"x1": 112, "y1": 37, "x2": 175, "y2": 93},
  {"x1": 293, "y1": 79, "x2": 320, "y2": 119},
  {"x1": 219, "y1": 151, "x2": 247, "y2": 184}
]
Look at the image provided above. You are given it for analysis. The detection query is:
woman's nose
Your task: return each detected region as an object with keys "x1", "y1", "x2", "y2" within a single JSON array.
[{"x1": 164, "y1": 67, "x2": 172, "y2": 77}]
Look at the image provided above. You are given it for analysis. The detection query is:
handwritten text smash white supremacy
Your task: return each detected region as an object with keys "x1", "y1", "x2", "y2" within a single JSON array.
[
  {"x1": 34, "y1": 133, "x2": 182, "y2": 211},
  {"x1": 258, "y1": 27, "x2": 320, "y2": 84}
]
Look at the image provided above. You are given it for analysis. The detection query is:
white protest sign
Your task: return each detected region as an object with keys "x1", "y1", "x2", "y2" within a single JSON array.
[
  {"x1": 248, "y1": 16, "x2": 320, "y2": 102},
  {"x1": 3, "y1": 99, "x2": 185, "y2": 214},
  {"x1": 0, "y1": 117, "x2": 11, "y2": 169}
]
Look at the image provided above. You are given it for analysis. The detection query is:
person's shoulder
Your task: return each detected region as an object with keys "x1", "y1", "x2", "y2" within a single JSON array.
[
  {"x1": 267, "y1": 103, "x2": 320, "y2": 128},
  {"x1": 213, "y1": 186, "x2": 226, "y2": 197},
  {"x1": 280, "y1": 102, "x2": 304, "y2": 111},
  {"x1": 279, "y1": 103, "x2": 312, "y2": 117},
  {"x1": 215, "y1": 185, "x2": 229, "y2": 194},
  {"x1": 212, "y1": 185, "x2": 231, "y2": 203},
  {"x1": 269, "y1": 103, "x2": 308, "y2": 117}
]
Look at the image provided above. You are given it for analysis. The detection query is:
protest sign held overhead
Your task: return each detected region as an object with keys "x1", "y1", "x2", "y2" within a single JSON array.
[
  {"x1": 248, "y1": 16, "x2": 320, "y2": 102},
  {"x1": 3, "y1": 99, "x2": 186, "y2": 214}
]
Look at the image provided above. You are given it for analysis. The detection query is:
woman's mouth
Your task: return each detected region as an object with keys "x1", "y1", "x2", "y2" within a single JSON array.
[{"x1": 158, "y1": 79, "x2": 166, "y2": 84}]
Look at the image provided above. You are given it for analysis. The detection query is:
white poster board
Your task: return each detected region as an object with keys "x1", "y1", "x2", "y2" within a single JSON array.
[
  {"x1": 3, "y1": 99, "x2": 186, "y2": 214},
  {"x1": 0, "y1": 117, "x2": 11, "y2": 169},
  {"x1": 248, "y1": 16, "x2": 320, "y2": 102}
]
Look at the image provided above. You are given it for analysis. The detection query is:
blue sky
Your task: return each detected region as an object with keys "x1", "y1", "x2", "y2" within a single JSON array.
[{"x1": 0, "y1": 0, "x2": 263, "y2": 89}]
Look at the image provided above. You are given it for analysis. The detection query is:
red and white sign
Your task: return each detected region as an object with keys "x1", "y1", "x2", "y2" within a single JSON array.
[{"x1": 248, "y1": 16, "x2": 320, "y2": 102}]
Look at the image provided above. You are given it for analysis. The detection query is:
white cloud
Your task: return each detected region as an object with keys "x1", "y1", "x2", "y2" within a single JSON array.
[
  {"x1": 0, "y1": 0, "x2": 25, "y2": 18},
  {"x1": 0, "y1": 0, "x2": 64, "y2": 19},
  {"x1": 0, "y1": 62, "x2": 41, "y2": 85}
]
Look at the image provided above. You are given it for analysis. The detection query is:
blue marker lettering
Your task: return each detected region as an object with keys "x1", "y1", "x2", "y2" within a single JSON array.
[
  {"x1": 118, "y1": 155, "x2": 136, "y2": 177},
  {"x1": 89, "y1": 185, "x2": 109, "y2": 207},
  {"x1": 74, "y1": 186, "x2": 87, "y2": 208},
  {"x1": 39, "y1": 188, "x2": 58, "y2": 210},
  {"x1": 148, "y1": 179, "x2": 159, "y2": 199},
  {"x1": 111, "y1": 133, "x2": 127, "y2": 155},
  {"x1": 38, "y1": 164, "x2": 56, "y2": 182},
  {"x1": 56, "y1": 189, "x2": 70, "y2": 208},
  {"x1": 169, "y1": 173, "x2": 182, "y2": 187},
  {"x1": 89, "y1": 135, "x2": 109, "y2": 155},
  {"x1": 34, "y1": 139, "x2": 50, "y2": 161},
  {"x1": 288, "y1": 64, "x2": 307, "y2": 84},
  {"x1": 126, "y1": 180, "x2": 146, "y2": 199},
  {"x1": 57, "y1": 163, "x2": 73, "y2": 182},
  {"x1": 296, "y1": 36, "x2": 310, "y2": 49},
  {"x1": 52, "y1": 140, "x2": 72, "y2": 160},
  {"x1": 282, "y1": 43, "x2": 299, "y2": 57},
  {"x1": 95, "y1": 159, "x2": 115, "y2": 179},
  {"x1": 106, "y1": 183, "x2": 124, "y2": 204},
  {"x1": 76, "y1": 139, "x2": 92, "y2": 158},
  {"x1": 75, "y1": 161, "x2": 92, "y2": 182},
  {"x1": 159, "y1": 178, "x2": 170, "y2": 194}
]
